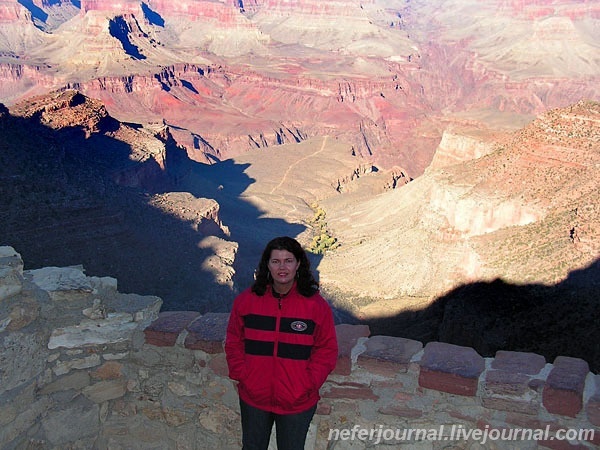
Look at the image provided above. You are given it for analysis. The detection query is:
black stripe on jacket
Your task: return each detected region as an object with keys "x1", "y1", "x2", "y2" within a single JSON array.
[
  {"x1": 277, "y1": 342, "x2": 312, "y2": 360},
  {"x1": 245, "y1": 339, "x2": 275, "y2": 356},
  {"x1": 243, "y1": 314, "x2": 315, "y2": 336},
  {"x1": 243, "y1": 314, "x2": 315, "y2": 360},
  {"x1": 244, "y1": 340, "x2": 312, "y2": 360},
  {"x1": 243, "y1": 314, "x2": 276, "y2": 331}
]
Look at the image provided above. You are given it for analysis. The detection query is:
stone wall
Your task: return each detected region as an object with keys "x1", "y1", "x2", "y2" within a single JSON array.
[{"x1": 1, "y1": 246, "x2": 599, "y2": 449}]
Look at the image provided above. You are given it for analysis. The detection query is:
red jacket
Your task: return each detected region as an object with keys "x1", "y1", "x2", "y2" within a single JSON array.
[{"x1": 225, "y1": 284, "x2": 338, "y2": 414}]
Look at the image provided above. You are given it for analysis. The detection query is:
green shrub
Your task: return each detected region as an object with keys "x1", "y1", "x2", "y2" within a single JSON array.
[{"x1": 308, "y1": 204, "x2": 339, "y2": 254}]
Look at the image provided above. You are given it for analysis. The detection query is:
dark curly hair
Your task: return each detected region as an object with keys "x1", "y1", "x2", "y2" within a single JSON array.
[{"x1": 251, "y1": 236, "x2": 319, "y2": 297}]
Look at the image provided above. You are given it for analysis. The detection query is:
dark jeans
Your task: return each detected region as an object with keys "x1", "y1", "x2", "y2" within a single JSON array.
[{"x1": 239, "y1": 398, "x2": 317, "y2": 450}]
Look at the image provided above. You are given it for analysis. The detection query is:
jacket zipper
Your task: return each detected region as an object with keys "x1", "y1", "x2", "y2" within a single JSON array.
[{"x1": 272, "y1": 293, "x2": 282, "y2": 410}]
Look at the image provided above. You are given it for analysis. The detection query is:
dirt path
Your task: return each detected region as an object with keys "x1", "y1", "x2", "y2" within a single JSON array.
[{"x1": 269, "y1": 135, "x2": 329, "y2": 194}]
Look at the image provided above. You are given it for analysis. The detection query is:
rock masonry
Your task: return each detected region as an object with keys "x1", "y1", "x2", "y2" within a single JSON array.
[{"x1": 1, "y1": 246, "x2": 599, "y2": 449}]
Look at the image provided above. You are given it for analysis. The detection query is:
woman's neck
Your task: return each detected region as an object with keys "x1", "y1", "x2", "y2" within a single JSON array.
[{"x1": 272, "y1": 281, "x2": 293, "y2": 297}]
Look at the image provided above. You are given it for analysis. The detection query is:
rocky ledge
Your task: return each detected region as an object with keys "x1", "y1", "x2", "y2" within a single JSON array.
[{"x1": 1, "y1": 246, "x2": 598, "y2": 449}]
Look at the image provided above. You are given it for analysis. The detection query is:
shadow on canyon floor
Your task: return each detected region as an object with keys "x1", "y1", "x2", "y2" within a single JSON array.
[
  {"x1": 0, "y1": 105, "x2": 312, "y2": 313},
  {"x1": 361, "y1": 258, "x2": 600, "y2": 372},
  {"x1": 2, "y1": 103, "x2": 599, "y2": 372},
  {"x1": 17, "y1": 0, "x2": 48, "y2": 24}
]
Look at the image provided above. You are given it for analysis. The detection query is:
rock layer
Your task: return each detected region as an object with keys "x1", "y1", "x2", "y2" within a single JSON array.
[{"x1": 0, "y1": 0, "x2": 597, "y2": 175}]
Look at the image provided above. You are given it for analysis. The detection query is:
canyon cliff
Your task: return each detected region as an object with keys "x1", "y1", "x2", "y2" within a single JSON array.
[{"x1": 0, "y1": 0, "x2": 598, "y2": 176}]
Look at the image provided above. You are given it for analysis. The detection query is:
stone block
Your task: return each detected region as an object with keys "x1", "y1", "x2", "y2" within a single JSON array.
[
  {"x1": 4, "y1": 294, "x2": 39, "y2": 331},
  {"x1": 208, "y1": 353, "x2": 229, "y2": 377},
  {"x1": 332, "y1": 324, "x2": 370, "y2": 375},
  {"x1": 83, "y1": 379, "x2": 128, "y2": 403},
  {"x1": 316, "y1": 402, "x2": 332, "y2": 415},
  {"x1": 102, "y1": 352, "x2": 129, "y2": 361},
  {"x1": 144, "y1": 311, "x2": 200, "y2": 347},
  {"x1": 0, "y1": 247, "x2": 24, "y2": 302},
  {"x1": 1, "y1": 330, "x2": 49, "y2": 394},
  {"x1": 378, "y1": 404, "x2": 423, "y2": 418},
  {"x1": 41, "y1": 396, "x2": 100, "y2": 446},
  {"x1": 585, "y1": 374, "x2": 600, "y2": 426},
  {"x1": 39, "y1": 371, "x2": 91, "y2": 395},
  {"x1": 505, "y1": 413, "x2": 554, "y2": 431},
  {"x1": 542, "y1": 356, "x2": 589, "y2": 417},
  {"x1": 0, "y1": 272, "x2": 21, "y2": 303},
  {"x1": 322, "y1": 382, "x2": 379, "y2": 401},
  {"x1": 53, "y1": 354, "x2": 101, "y2": 376},
  {"x1": 0, "y1": 397, "x2": 51, "y2": 446},
  {"x1": 48, "y1": 312, "x2": 138, "y2": 349},
  {"x1": 91, "y1": 361, "x2": 123, "y2": 380},
  {"x1": 26, "y1": 266, "x2": 93, "y2": 301},
  {"x1": 492, "y1": 350, "x2": 546, "y2": 374},
  {"x1": 481, "y1": 396, "x2": 539, "y2": 415},
  {"x1": 448, "y1": 409, "x2": 479, "y2": 423},
  {"x1": 167, "y1": 380, "x2": 199, "y2": 397},
  {"x1": 482, "y1": 369, "x2": 540, "y2": 414},
  {"x1": 484, "y1": 370, "x2": 529, "y2": 396},
  {"x1": 106, "y1": 292, "x2": 162, "y2": 323},
  {"x1": 357, "y1": 335, "x2": 422, "y2": 377},
  {"x1": 0, "y1": 404, "x2": 17, "y2": 426},
  {"x1": 418, "y1": 342, "x2": 484, "y2": 396},
  {"x1": 198, "y1": 403, "x2": 239, "y2": 434},
  {"x1": 184, "y1": 312, "x2": 229, "y2": 353},
  {"x1": 537, "y1": 438, "x2": 591, "y2": 450}
]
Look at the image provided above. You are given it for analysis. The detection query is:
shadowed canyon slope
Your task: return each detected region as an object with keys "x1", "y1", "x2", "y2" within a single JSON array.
[
  {"x1": 0, "y1": 1, "x2": 599, "y2": 367},
  {"x1": 1, "y1": 91, "x2": 599, "y2": 368}
]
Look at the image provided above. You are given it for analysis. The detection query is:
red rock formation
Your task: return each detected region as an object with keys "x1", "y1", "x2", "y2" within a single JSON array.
[
  {"x1": 146, "y1": 0, "x2": 250, "y2": 25},
  {"x1": 500, "y1": 0, "x2": 600, "y2": 20},
  {"x1": 81, "y1": 0, "x2": 141, "y2": 14},
  {"x1": 428, "y1": 129, "x2": 497, "y2": 171},
  {"x1": 10, "y1": 89, "x2": 111, "y2": 132},
  {"x1": 0, "y1": 64, "x2": 59, "y2": 102},
  {"x1": 251, "y1": 0, "x2": 375, "y2": 16},
  {"x1": 9, "y1": 89, "x2": 173, "y2": 189},
  {"x1": 0, "y1": 0, "x2": 29, "y2": 22},
  {"x1": 0, "y1": 0, "x2": 597, "y2": 178},
  {"x1": 100, "y1": 0, "x2": 246, "y2": 27},
  {"x1": 50, "y1": 59, "x2": 429, "y2": 168}
]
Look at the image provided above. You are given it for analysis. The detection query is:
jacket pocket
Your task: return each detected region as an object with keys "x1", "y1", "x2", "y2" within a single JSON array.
[
  {"x1": 240, "y1": 359, "x2": 272, "y2": 406},
  {"x1": 296, "y1": 369, "x2": 314, "y2": 404},
  {"x1": 277, "y1": 365, "x2": 314, "y2": 410}
]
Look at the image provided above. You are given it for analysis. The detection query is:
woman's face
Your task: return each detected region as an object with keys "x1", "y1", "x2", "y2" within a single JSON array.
[{"x1": 268, "y1": 249, "x2": 300, "y2": 293}]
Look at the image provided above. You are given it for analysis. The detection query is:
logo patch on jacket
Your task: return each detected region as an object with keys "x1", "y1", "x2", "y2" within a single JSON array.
[{"x1": 290, "y1": 320, "x2": 308, "y2": 332}]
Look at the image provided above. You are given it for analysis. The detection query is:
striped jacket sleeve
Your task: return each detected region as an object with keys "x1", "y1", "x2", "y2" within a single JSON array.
[{"x1": 225, "y1": 295, "x2": 247, "y2": 382}]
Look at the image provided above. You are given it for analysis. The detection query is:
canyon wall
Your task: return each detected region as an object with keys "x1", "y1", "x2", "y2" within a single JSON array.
[
  {"x1": 0, "y1": 0, "x2": 28, "y2": 22},
  {"x1": 1, "y1": 247, "x2": 599, "y2": 449},
  {"x1": 2, "y1": 0, "x2": 598, "y2": 176},
  {"x1": 428, "y1": 129, "x2": 497, "y2": 171}
]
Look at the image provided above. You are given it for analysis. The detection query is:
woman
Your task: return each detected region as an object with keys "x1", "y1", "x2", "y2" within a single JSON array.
[{"x1": 225, "y1": 236, "x2": 338, "y2": 450}]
